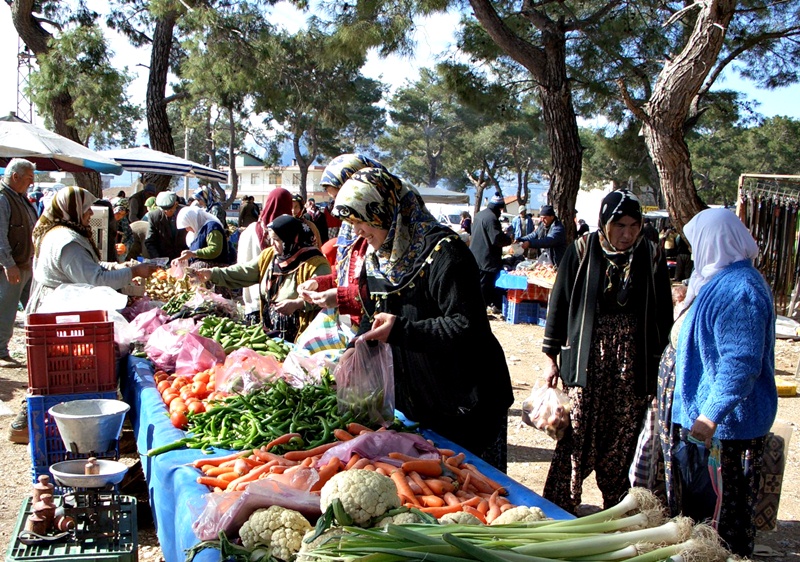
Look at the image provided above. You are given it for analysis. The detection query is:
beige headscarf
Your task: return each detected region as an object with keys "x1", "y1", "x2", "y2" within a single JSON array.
[{"x1": 32, "y1": 186, "x2": 100, "y2": 259}]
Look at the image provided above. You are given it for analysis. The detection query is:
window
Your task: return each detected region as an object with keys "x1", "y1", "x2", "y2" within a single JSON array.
[
  {"x1": 251, "y1": 173, "x2": 260, "y2": 185},
  {"x1": 292, "y1": 173, "x2": 301, "y2": 186},
  {"x1": 269, "y1": 172, "x2": 281, "y2": 185}
]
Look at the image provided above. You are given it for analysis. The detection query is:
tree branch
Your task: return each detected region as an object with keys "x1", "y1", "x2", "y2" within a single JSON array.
[
  {"x1": 566, "y1": 1, "x2": 624, "y2": 33},
  {"x1": 162, "y1": 92, "x2": 189, "y2": 106},
  {"x1": 616, "y1": 78, "x2": 648, "y2": 122}
]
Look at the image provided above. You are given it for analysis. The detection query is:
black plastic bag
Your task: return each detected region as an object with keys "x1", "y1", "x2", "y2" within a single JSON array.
[{"x1": 672, "y1": 437, "x2": 718, "y2": 523}]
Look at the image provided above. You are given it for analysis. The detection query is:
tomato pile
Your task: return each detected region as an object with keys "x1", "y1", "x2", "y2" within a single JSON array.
[{"x1": 154, "y1": 367, "x2": 226, "y2": 429}]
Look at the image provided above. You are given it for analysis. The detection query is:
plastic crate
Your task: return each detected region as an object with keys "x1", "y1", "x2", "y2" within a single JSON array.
[
  {"x1": 26, "y1": 311, "x2": 116, "y2": 395},
  {"x1": 6, "y1": 494, "x2": 137, "y2": 562},
  {"x1": 505, "y1": 300, "x2": 540, "y2": 324},
  {"x1": 507, "y1": 284, "x2": 550, "y2": 303},
  {"x1": 28, "y1": 392, "x2": 120, "y2": 487}
]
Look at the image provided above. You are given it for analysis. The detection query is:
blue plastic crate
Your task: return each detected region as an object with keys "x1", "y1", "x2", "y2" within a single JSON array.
[
  {"x1": 505, "y1": 300, "x2": 540, "y2": 324},
  {"x1": 28, "y1": 392, "x2": 120, "y2": 486},
  {"x1": 538, "y1": 305, "x2": 547, "y2": 319},
  {"x1": 537, "y1": 317, "x2": 547, "y2": 327}
]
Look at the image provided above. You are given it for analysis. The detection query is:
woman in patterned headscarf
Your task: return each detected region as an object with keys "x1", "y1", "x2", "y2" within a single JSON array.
[
  {"x1": 540, "y1": 189, "x2": 673, "y2": 514},
  {"x1": 196, "y1": 215, "x2": 331, "y2": 342},
  {"x1": 334, "y1": 167, "x2": 513, "y2": 472},
  {"x1": 236, "y1": 188, "x2": 294, "y2": 323},
  {"x1": 297, "y1": 154, "x2": 387, "y2": 326},
  {"x1": 27, "y1": 187, "x2": 158, "y2": 313}
]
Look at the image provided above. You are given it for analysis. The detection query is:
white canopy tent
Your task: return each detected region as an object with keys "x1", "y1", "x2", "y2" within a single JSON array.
[{"x1": 415, "y1": 185, "x2": 470, "y2": 204}]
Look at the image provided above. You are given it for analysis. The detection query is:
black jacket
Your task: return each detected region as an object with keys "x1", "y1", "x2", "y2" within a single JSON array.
[
  {"x1": 542, "y1": 232, "x2": 673, "y2": 397},
  {"x1": 145, "y1": 207, "x2": 188, "y2": 260},
  {"x1": 357, "y1": 235, "x2": 513, "y2": 437},
  {"x1": 519, "y1": 218, "x2": 567, "y2": 267},
  {"x1": 470, "y1": 207, "x2": 511, "y2": 272}
]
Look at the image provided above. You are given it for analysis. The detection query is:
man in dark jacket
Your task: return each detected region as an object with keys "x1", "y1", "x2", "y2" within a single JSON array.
[
  {"x1": 128, "y1": 183, "x2": 156, "y2": 222},
  {"x1": 145, "y1": 192, "x2": 188, "y2": 260},
  {"x1": 519, "y1": 205, "x2": 567, "y2": 267},
  {"x1": 470, "y1": 193, "x2": 511, "y2": 313},
  {"x1": 238, "y1": 196, "x2": 258, "y2": 228}
]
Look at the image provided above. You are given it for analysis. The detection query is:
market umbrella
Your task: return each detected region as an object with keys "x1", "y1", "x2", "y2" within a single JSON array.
[
  {"x1": 0, "y1": 118, "x2": 124, "y2": 175},
  {"x1": 99, "y1": 146, "x2": 228, "y2": 183}
]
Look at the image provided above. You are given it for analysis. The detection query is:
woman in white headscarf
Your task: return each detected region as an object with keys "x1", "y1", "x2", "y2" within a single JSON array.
[
  {"x1": 27, "y1": 186, "x2": 158, "y2": 313},
  {"x1": 175, "y1": 206, "x2": 232, "y2": 267},
  {"x1": 666, "y1": 208, "x2": 777, "y2": 557}
]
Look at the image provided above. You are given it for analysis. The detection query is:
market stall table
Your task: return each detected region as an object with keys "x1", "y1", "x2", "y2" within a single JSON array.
[{"x1": 121, "y1": 355, "x2": 572, "y2": 562}]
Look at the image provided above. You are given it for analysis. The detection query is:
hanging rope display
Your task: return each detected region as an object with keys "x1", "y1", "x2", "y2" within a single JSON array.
[{"x1": 737, "y1": 174, "x2": 800, "y2": 316}]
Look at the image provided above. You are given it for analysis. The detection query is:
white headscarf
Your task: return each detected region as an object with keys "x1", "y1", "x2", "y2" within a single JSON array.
[
  {"x1": 682, "y1": 208, "x2": 759, "y2": 308},
  {"x1": 176, "y1": 206, "x2": 222, "y2": 245}
]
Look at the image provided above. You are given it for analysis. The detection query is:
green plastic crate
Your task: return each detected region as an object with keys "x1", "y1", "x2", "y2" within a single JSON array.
[{"x1": 6, "y1": 495, "x2": 137, "y2": 562}]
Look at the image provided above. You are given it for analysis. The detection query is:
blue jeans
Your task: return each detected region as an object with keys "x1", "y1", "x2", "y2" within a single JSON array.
[{"x1": 0, "y1": 267, "x2": 32, "y2": 357}]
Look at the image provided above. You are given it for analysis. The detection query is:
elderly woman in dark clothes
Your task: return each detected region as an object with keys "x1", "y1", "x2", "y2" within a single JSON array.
[
  {"x1": 335, "y1": 167, "x2": 514, "y2": 471},
  {"x1": 541, "y1": 189, "x2": 673, "y2": 513}
]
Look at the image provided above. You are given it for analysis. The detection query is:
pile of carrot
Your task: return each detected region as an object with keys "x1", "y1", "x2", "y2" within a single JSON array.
[{"x1": 193, "y1": 423, "x2": 517, "y2": 524}]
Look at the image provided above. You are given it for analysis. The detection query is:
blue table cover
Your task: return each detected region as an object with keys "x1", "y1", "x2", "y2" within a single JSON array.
[
  {"x1": 121, "y1": 355, "x2": 571, "y2": 562},
  {"x1": 495, "y1": 270, "x2": 529, "y2": 289}
]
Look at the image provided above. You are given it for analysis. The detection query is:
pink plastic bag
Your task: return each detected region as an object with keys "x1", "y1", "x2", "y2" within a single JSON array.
[
  {"x1": 334, "y1": 339, "x2": 395, "y2": 427},
  {"x1": 521, "y1": 381, "x2": 572, "y2": 441},
  {"x1": 127, "y1": 307, "x2": 169, "y2": 344},
  {"x1": 175, "y1": 332, "x2": 227, "y2": 376},
  {"x1": 144, "y1": 318, "x2": 197, "y2": 372},
  {"x1": 191, "y1": 477, "x2": 321, "y2": 541},
  {"x1": 215, "y1": 348, "x2": 283, "y2": 393}
]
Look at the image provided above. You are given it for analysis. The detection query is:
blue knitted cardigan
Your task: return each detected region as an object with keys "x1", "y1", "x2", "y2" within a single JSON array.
[{"x1": 673, "y1": 260, "x2": 777, "y2": 440}]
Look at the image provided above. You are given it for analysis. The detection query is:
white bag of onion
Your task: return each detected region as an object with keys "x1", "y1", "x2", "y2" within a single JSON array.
[{"x1": 521, "y1": 381, "x2": 571, "y2": 440}]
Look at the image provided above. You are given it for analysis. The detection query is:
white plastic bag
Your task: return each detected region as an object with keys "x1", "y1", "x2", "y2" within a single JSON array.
[{"x1": 521, "y1": 381, "x2": 572, "y2": 441}]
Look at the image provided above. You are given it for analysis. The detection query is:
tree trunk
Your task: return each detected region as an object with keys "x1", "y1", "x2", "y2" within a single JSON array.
[
  {"x1": 11, "y1": 0, "x2": 101, "y2": 196},
  {"x1": 226, "y1": 105, "x2": 237, "y2": 207},
  {"x1": 469, "y1": 0, "x2": 581, "y2": 242},
  {"x1": 293, "y1": 134, "x2": 309, "y2": 200},
  {"x1": 144, "y1": 11, "x2": 178, "y2": 191},
  {"x1": 624, "y1": 0, "x2": 736, "y2": 232}
]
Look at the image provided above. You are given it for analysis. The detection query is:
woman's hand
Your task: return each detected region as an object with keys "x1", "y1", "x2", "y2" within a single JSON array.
[
  {"x1": 177, "y1": 249, "x2": 195, "y2": 262},
  {"x1": 302, "y1": 288, "x2": 337, "y2": 308},
  {"x1": 191, "y1": 269, "x2": 212, "y2": 283},
  {"x1": 690, "y1": 415, "x2": 717, "y2": 447},
  {"x1": 297, "y1": 279, "x2": 319, "y2": 294},
  {"x1": 130, "y1": 263, "x2": 160, "y2": 279},
  {"x1": 545, "y1": 354, "x2": 560, "y2": 388},
  {"x1": 361, "y1": 313, "x2": 396, "y2": 343},
  {"x1": 274, "y1": 298, "x2": 304, "y2": 315}
]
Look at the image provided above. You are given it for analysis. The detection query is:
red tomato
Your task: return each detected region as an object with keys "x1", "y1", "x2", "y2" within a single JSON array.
[
  {"x1": 154, "y1": 371, "x2": 169, "y2": 384},
  {"x1": 170, "y1": 411, "x2": 188, "y2": 429},
  {"x1": 162, "y1": 390, "x2": 178, "y2": 406},
  {"x1": 169, "y1": 398, "x2": 187, "y2": 414},
  {"x1": 179, "y1": 387, "x2": 196, "y2": 401},
  {"x1": 190, "y1": 380, "x2": 207, "y2": 396},
  {"x1": 187, "y1": 401, "x2": 206, "y2": 415},
  {"x1": 193, "y1": 371, "x2": 211, "y2": 384},
  {"x1": 157, "y1": 380, "x2": 171, "y2": 393}
]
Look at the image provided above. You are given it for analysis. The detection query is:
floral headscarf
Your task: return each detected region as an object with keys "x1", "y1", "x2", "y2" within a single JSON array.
[
  {"x1": 596, "y1": 189, "x2": 646, "y2": 305},
  {"x1": 267, "y1": 214, "x2": 322, "y2": 274},
  {"x1": 256, "y1": 188, "x2": 293, "y2": 250},
  {"x1": 32, "y1": 186, "x2": 100, "y2": 259},
  {"x1": 334, "y1": 167, "x2": 450, "y2": 294}
]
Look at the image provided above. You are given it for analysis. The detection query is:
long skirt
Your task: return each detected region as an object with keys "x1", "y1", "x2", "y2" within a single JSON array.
[{"x1": 543, "y1": 313, "x2": 649, "y2": 514}]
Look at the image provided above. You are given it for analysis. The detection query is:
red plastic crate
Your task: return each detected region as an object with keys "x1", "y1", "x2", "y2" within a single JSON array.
[
  {"x1": 507, "y1": 283, "x2": 550, "y2": 303},
  {"x1": 26, "y1": 310, "x2": 116, "y2": 395}
]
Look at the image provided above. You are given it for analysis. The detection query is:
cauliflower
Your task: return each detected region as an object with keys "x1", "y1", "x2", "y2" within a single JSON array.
[
  {"x1": 320, "y1": 470, "x2": 401, "y2": 527},
  {"x1": 489, "y1": 506, "x2": 547, "y2": 525},
  {"x1": 439, "y1": 511, "x2": 484, "y2": 525},
  {"x1": 239, "y1": 506, "x2": 313, "y2": 561},
  {"x1": 375, "y1": 510, "x2": 426, "y2": 527}
]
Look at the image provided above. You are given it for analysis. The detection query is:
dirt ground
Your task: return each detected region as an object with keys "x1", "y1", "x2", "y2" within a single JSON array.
[{"x1": 1, "y1": 311, "x2": 799, "y2": 561}]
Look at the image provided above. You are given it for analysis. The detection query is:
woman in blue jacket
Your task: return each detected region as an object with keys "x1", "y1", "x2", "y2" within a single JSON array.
[{"x1": 672, "y1": 208, "x2": 777, "y2": 557}]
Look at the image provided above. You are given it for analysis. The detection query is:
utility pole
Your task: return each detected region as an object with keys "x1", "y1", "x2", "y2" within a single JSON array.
[{"x1": 17, "y1": 39, "x2": 34, "y2": 123}]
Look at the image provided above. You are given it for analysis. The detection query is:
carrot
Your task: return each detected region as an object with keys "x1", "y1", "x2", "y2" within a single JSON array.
[
  {"x1": 264, "y1": 432, "x2": 302, "y2": 452},
  {"x1": 496, "y1": 495, "x2": 511, "y2": 506},
  {"x1": 463, "y1": 505, "x2": 487, "y2": 524},
  {"x1": 225, "y1": 462, "x2": 274, "y2": 491},
  {"x1": 476, "y1": 498, "x2": 490, "y2": 515},
  {"x1": 197, "y1": 476, "x2": 229, "y2": 488},
  {"x1": 444, "y1": 452, "x2": 466, "y2": 467},
  {"x1": 334, "y1": 428, "x2": 354, "y2": 441},
  {"x1": 283, "y1": 441, "x2": 339, "y2": 461},
  {"x1": 461, "y1": 465, "x2": 502, "y2": 495},
  {"x1": 270, "y1": 465, "x2": 289, "y2": 474},
  {"x1": 352, "y1": 458, "x2": 372, "y2": 470},
  {"x1": 233, "y1": 458, "x2": 252, "y2": 476},
  {"x1": 253, "y1": 449, "x2": 295, "y2": 464},
  {"x1": 376, "y1": 467, "x2": 390, "y2": 477},
  {"x1": 443, "y1": 492, "x2": 461, "y2": 506},
  {"x1": 486, "y1": 491, "x2": 502, "y2": 524},
  {"x1": 346, "y1": 422, "x2": 372, "y2": 435},
  {"x1": 437, "y1": 448, "x2": 456, "y2": 457},
  {"x1": 373, "y1": 461, "x2": 400, "y2": 474},
  {"x1": 425, "y1": 478, "x2": 456, "y2": 496},
  {"x1": 218, "y1": 471, "x2": 240, "y2": 483},
  {"x1": 192, "y1": 451, "x2": 249, "y2": 469},
  {"x1": 387, "y1": 452, "x2": 422, "y2": 462},
  {"x1": 345, "y1": 453, "x2": 362, "y2": 470},
  {"x1": 461, "y1": 472, "x2": 472, "y2": 493},
  {"x1": 363, "y1": 464, "x2": 376, "y2": 471},
  {"x1": 417, "y1": 504, "x2": 462, "y2": 517},
  {"x1": 459, "y1": 495, "x2": 482, "y2": 508},
  {"x1": 203, "y1": 466, "x2": 235, "y2": 477},
  {"x1": 402, "y1": 460, "x2": 443, "y2": 478},
  {"x1": 310, "y1": 457, "x2": 341, "y2": 492},
  {"x1": 420, "y1": 495, "x2": 445, "y2": 508},
  {"x1": 408, "y1": 471, "x2": 434, "y2": 496},
  {"x1": 406, "y1": 479, "x2": 423, "y2": 495},
  {"x1": 463, "y1": 463, "x2": 507, "y2": 495},
  {"x1": 499, "y1": 503, "x2": 514, "y2": 512},
  {"x1": 391, "y1": 470, "x2": 420, "y2": 506}
]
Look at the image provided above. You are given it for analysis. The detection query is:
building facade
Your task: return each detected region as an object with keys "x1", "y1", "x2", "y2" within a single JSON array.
[{"x1": 224, "y1": 152, "x2": 329, "y2": 206}]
